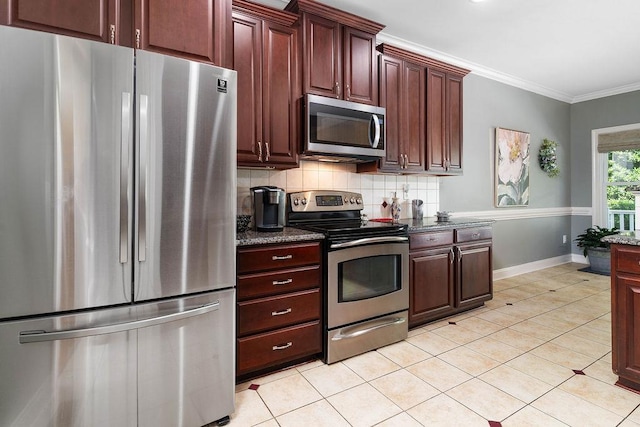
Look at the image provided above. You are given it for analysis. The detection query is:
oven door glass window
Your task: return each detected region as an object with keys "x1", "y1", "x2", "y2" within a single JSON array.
[{"x1": 338, "y1": 254, "x2": 401, "y2": 302}]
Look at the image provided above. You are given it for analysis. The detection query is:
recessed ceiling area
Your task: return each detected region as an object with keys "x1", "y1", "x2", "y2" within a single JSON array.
[{"x1": 254, "y1": 0, "x2": 640, "y2": 103}]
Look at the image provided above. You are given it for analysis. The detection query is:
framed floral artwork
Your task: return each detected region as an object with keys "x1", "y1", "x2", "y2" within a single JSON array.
[{"x1": 495, "y1": 127, "x2": 530, "y2": 207}]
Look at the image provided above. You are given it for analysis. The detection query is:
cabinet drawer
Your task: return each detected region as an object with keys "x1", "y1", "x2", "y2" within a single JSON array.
[
  {"x1": 410, "y1": 230, "x2": 453, "y2": 250},
  {"x1": 615, "y1": 246, "x2": 640, "y2": 275},
  {"x1": 237, "y1": 289, "x2": 321, "y2": 336},
  {"x1": 237, "y1": 321, "x2": 322, "y2": 375},
  {"x1": 237, "y1": 242, "x2": 321, "y2": 274},
  {"x1": 237, "y1": 265, "x2": 320, "y2": 301},
  {"x1": 455, "y1": 227, "x2": 492, "y2": 243}
]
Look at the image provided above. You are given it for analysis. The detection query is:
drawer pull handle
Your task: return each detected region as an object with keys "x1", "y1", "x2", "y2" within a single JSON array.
[
  {"x1": 271, "y1": 308, "x2": 292, "y2": 316},
  {"x1": 273, "y1": 278, "x2": 293, "y2": 286},
  {"x1": 272, "y1": 342, "x2": 292, "y2": 351},
  {"x1": 472, "y1": 233, "x2": 480, "y2": 239},
  {"x1": 272, "y1": 255, "x2": 293, "y2": 261}
]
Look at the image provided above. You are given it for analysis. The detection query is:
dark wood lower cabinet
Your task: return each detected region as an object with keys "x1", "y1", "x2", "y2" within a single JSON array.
[
  {"x1": 611, "y1": 244, "x2": 640, "y2": 391},
  {"x1": 409, "y1": 226, "x2": 493, "y2": 328},
  {"x1": 236, "y1": 241, "x2": 322, "y2": 381}
]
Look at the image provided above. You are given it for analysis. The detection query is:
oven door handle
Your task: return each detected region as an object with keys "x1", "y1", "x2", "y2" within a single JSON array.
[
  {"x1": 330, "y1": 236, "x2": 408, "y2": 249},
  {"x1": 331, "y1": 316, "x2": 406, "y2": 341}
]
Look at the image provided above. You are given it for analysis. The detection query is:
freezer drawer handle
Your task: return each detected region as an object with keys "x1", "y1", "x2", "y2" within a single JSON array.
[
  {"x1": 272, "y1": 342, "x2": 292, "y2": 351},
  {"x1": 272, "y1": 255, "x2": 293, "y2": 261},
  {"x1": 272, "y1": 278, "x2": 293, "y2": 286},
  {"x1": 19, "y1": 301, "x2": 220, "y2": 344},
  {"x1": 271, "y1": 308, "x2": 292, "y2": 316}
]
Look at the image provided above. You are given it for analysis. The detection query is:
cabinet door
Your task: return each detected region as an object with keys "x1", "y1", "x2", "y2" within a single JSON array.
[
  {"x1": 6, "y1": 0, "x2": 121, "y2": 43},
  {"x1": 446, "y1": 74, "x2": 463, "y2": 174},
  {"x1": 613, "y1": 274, "x2": 640, "y2": 386},
  {"x1": 409, "y1": 247, "x2": 455, "y2": 328},
  {"x1": 455, "y1": 241, "x2": 492, "y2": 309},
  {"x1": 425, "y1": 67, "x2": 447, "y2": 173},
  {"x1": 303, "y1": 13, "x2": 341, "y2": 99},
  {"x1": 402, "y1": 61, "x2": 426, "y2": 172},
  {"x1": 343, "y1": 26, "x2": 377, "y2": 105},
  {"x1": 232, "y1": 12, "x2": 263, "y2": 165},
  {"x1": 135, "y1": 0, "x2": 230, "y2": 65},
  {"x1": 377, "y1": 54, "x2": 403, "y2": 172},
  {"x1": 261, "y1": 20, "x2": 299, "y2": 167}
]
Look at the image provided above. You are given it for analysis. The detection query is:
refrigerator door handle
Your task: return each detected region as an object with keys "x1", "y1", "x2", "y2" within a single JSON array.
[
  {"x1": 19, "y1": 300, "x2": 219, "y2": 343},
  {"x1": 138, "y1": 94, "x2": 148, "y2": 262},
  {"x1": 120, "y1": 92, "x2": 131, "y2": 264}
]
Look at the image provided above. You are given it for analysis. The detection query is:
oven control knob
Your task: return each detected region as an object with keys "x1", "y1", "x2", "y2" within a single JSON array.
[
  {"x1": 293, "y1": 198, "x2": 300, "y2": 206},
  {"x1": 301, "y1": 198, "x2": 307, "y2": 205},
  {"x1": 356, "y1": 198, "x2": 363, "y2": 205},
  {"x1": 350, "y1": 197, "x2": 356, "y2": 204}
]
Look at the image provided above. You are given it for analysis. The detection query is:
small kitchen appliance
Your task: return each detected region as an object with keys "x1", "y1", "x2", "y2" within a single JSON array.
[
  {"x1": 412, "y1": 199, "x2": 424, "y2": 220},
  {"x1": 252, "y1": 186, "x2": 286, "y2": 231}
]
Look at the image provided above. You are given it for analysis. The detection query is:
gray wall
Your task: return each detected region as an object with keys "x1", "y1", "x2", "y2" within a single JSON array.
[
  {"x1": 440, "y1": 74, "x2": 572, "y2": 270},
  {"x1": 569, "y1": 91, "x2": 640, "y2": 252}
]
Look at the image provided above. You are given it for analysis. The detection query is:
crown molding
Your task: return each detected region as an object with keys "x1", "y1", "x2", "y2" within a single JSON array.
[{"x1": 571, "y1": 82, "x2": 640, "y2": 104}]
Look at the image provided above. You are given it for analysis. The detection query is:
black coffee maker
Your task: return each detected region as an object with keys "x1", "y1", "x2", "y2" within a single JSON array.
[{"x1": 251, "y1": 186, "x2": 286, "y2": 231}]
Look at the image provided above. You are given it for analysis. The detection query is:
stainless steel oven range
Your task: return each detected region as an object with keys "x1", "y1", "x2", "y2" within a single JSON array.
[{"x1": 288, "y1": 190, "x2": 409, "y2": 363}]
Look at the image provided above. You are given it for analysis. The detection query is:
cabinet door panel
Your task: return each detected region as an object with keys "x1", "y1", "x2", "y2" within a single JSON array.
[
  {"x1": 403, "y1": 62, "x2": 425, "y2": 172},
  {"x1": 456, "y1": 242, "x2": 492, "y2": 309},
  {"x1": 426, "y1": 68, "x2": 447, "y2": 173},
  {"x1": 304, "y1": 13, "x2": 341, "y2": 98},
  {"x1": 262, "y1": 21, "x2": 299, "y2": 166},
  {"x1": 613, "y1": 274, "x2": 640, "y2": 384},
  {"x1": 232, "y1": 12, "x2": 262, "y2": 165},
  {"x1": 136, "y1": 0, "x2": 229, "y2": 65},
  {"x1": 343, "y1": 26, "x2": 377, "y2": 105},
  {"x1": 447, "y1": 74, "x2": 463, "y2": 173},
  {"x1": 409, "y1": 248, "x2": 454, "y2": 327},
  {"x1": 8, "y1": 0, "x2": 115, "y2": 42},
  {"x1": 378, "y1": 55, "x2": 403, "y2": 171}
]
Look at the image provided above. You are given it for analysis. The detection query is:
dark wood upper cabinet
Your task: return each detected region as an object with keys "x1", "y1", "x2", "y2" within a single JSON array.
[
  {"x1": 134, "y1": 0, "x2": 231, "y2": 65},
  {"x1": 232, "y1": 0, "x2": 300, "y2": 169},
  {"x1": 4, "y1": 0, "x2": 132, "y2": 45},
  {"x1": 426, "y1": 63, "x2": 468, "y2": 175},
  {"x1": 286, "y1": 0, "x2": 383, "y2": 106},
  {"x1": 359, "y1": 45, "x2": 426, "y2": 174}
]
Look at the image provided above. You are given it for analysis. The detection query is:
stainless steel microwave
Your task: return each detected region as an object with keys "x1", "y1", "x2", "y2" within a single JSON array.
[{"x1": 303, "y1": 94, "x2": 385, "y2": 162}]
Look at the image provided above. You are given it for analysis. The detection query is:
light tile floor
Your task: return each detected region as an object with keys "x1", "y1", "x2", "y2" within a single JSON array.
[{"x1": 230, "y1": 263, "x2": 640, "y2": 426}]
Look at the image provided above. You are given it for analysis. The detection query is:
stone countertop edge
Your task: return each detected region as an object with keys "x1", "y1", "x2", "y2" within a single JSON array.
[
  {"x1": 602, "y1": 232, "x2": 640, "y2": 246},
  {"x1": 402, "y1": 217, "x2": 496, "y2": 233},
  {"x1": 236, "y1": 227, "x2": 325, "y2": 247}
]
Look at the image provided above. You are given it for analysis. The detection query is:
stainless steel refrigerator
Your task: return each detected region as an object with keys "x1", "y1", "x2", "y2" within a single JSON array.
[{"x1": 0, "y1": 26, "x2": 237, "y2": 427}]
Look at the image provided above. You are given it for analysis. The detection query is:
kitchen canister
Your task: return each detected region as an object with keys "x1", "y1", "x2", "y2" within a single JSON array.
[{"x1": 412, "y1": 199, "x2": 424, "y2": 220}]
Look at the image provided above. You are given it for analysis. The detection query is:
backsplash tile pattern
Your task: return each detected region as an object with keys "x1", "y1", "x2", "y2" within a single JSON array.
[{"x1": 238, "y1": 161, "x2": 439, "y2": 220}]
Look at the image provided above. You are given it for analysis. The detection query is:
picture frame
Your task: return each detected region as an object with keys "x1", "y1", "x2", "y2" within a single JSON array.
[{"x1": 495, "y1": 127, "x2": 530, "y2": 207}]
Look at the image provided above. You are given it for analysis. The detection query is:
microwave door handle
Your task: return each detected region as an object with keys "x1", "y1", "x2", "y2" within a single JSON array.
[{"x1": 369, "y1": 114, "x2": 381, "y2": 148}]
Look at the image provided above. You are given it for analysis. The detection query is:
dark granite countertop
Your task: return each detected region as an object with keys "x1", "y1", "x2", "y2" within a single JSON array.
[
  {"x1": 236, "y1": 227, "x2": 325, "y2": 247},
  {"x1": 602, "y1": 232, "x2": 640, "y2": 246},
  {"x1": 399, "y1": 217, "x2": 495, "y2": 233}
]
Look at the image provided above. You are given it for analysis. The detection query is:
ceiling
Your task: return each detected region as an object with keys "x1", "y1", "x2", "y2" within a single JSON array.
[{"x1": 254, "y1": 0, "x2": 640, "y2": 103}]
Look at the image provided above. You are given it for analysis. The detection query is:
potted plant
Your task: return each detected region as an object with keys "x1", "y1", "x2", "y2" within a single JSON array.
[{"x1": 575, "y1": 226, "x2": 619, "y2": 274}]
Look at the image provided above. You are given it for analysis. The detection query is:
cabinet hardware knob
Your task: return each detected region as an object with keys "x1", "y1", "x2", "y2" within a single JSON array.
[
  {"x1": 404, "y1": 154, "x2": 409, "y2": 169},
  {"x1": 335, "y1": 82, "x2": 340, "y2": 98},
  {"x1": 272, "y1": 342, "x2": 293, "y2": 351},
  {"x1": 110, "y1": 24, "x2": 115, "y2": 44},
  {"x1": 257, "y1": 141, "x2": 263, "y2": 162},
  {"x1": 472, "y1": 233, "x2": 480, "y2": 239},
  {"x1": 273, "y1": 278, "x2": 293, "y2": 285},
  {"x1": 265, "y1": 142, "x2": 270, "y2": 162},
  {"x1": 346, "y1": 84, "x2": 351, "y2": 100},
  {"x1": 271, "y1": 308, "x2": 292, "y2": 316},
  {"x1": 272, "y1": 254, "x2": 293, "y2": 261}
]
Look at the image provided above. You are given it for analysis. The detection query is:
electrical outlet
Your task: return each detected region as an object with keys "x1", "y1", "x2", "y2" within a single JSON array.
[
  {"x1": 402, "y1": 184, "x2": 410, "y2": 200},
  {"x1": 562, "y1": 235, "x2": 567, "y2": 244}
]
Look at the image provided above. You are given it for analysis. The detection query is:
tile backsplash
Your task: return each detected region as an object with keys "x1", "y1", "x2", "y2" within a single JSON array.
[{"x1": 238, "y1": 161, "x2": 439, "y2": 220}]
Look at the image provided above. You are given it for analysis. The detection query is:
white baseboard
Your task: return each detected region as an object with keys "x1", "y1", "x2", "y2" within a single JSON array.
[{"x1": 493, "y1": 254, "x2": 588, "y2": 280}]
